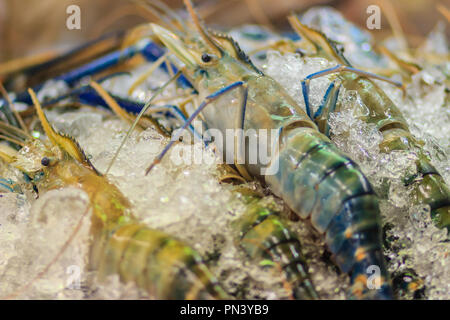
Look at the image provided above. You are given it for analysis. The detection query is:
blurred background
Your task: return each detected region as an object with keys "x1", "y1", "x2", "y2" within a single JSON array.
[{"x1": 0, "y1": 0, "x2": 448, "y2": 63}]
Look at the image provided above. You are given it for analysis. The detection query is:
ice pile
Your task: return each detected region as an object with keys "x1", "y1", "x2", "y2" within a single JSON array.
[
  {"x1": 0, "y1": 105, "x2": 349, "y2": 299},
  {"x1": 73, "y1": 112, "x2": 351, "y2": 299}
]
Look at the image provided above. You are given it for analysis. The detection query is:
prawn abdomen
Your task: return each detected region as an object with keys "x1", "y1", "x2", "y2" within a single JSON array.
[{"x1": 265, "y1": 127, "x2": 392, "y2": 298}]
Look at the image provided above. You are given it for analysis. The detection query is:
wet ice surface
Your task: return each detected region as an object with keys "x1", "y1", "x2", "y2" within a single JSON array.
[{"x1": 264, "y1": 51, "x2": 449, "y2": 299}]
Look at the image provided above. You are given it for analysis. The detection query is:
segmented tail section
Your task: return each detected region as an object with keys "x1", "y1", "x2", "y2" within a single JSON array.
[
  {"x1": 411, "y1": 158, "x2": 450, "y2": 230},
  {"x1": 265, "y1": 127, "x2": 393, "y2": 299},
  {"x1": 97, "y1": 224, "x2": 228, "y2": 299},
  {"x1": 233, "y1": 194, "x2": 319, "y2": 299}
]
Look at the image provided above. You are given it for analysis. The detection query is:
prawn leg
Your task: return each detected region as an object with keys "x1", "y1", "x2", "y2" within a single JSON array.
[
  {"x1": 145, "y1": 81, "x2": 245, "y2": 175},
  {"x1": 301, "y1": 64, "x2": 403, "y2": 120},
  {"x1": 308, "y1": 81, "x2": 342, "y2": 136}
]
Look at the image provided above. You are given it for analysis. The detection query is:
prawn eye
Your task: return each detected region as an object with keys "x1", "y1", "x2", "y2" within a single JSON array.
[
  {"x1": 201, "y1": 53, "x2": 212, "y2": 63},
  {"x1": 41, "y1": 157, "x2": 50, "y2": 166}
]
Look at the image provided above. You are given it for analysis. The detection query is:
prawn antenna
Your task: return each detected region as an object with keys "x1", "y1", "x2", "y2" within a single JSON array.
[{"x1": 105, "y1": 70, "x2": 182, "y2": 175}]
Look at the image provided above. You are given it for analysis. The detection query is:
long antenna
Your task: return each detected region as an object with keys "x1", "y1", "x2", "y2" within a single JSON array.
[
  {"x1": 148, "y1": 0, "x2": 188, "y2": 31},
  {"x1": 437, "y1": 4, "x2": 450, "y2": 22},
  {"x1": 105, "y1": 70, "x2": 182, "y2": 175},
  {"x1": 378, "y1": 0, "x2": 409, "y2": 54},
  {"x1": 145, "y1": 81, "x2": 244, "y2": 175},
  {"x1": 0, "y1": 134, "x2": 25, "y2": 147},
  {"x1": 244, "y1": 0, "x2": 275, "y2": 30},
  {"x1": 132, "y1": 0, "x2": 178, "y2": 31},
  {"x1": 0, "y1": 82, "x2": 30, "y2": 137},
  {"x1": 0, "y1": 116, "x2": 30, "y2": 141}
]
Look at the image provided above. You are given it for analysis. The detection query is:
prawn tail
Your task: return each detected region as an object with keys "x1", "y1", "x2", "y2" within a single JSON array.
[
  {"x1": 265, "y1": 127, "x2": 393, "y2": 299},
  {"x1": 410, "y1": 156, "x2": 450, "y2": 231},
  {"x1": 94, "y1": 224, "x2": 228, "y2": 299},
  {"x1": 233, "y1": 197, "x2": 319, "y2": 300}
]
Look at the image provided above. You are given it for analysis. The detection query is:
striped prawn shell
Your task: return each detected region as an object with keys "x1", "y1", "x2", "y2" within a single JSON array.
[
  {"x1": 232, "y1": 192, "x2": 318, "y2": 299},
  {"x1": 411, "y1": 168, "x2": 450, "y2": 230},
  {"x1": 94, "y1": 223, "x2": 228, "y2": 300},
  {"x1": 403, "y1": 146, "x2": 450, "y2": 230},
  {"x1": 264, "y1": 127, "x2": 392, "y2": 299},
  {"x1": 388, "y1": 138, "x2": 450, "y2": 231}
]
